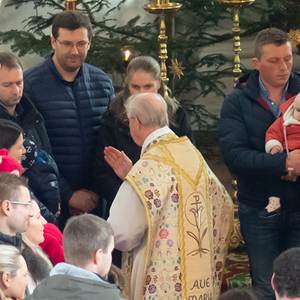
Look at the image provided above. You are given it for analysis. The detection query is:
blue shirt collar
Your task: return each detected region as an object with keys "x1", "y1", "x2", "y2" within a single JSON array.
[{"x1": 259, "y1": 77, "x2": 289, "y2": 118}]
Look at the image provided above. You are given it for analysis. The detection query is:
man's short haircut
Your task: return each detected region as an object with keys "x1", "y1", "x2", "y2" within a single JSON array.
[
  {"x1": 0, "y1": 173, "x2": 28, "y2": 206},
  {"x1": 218, "y1": 288, "x2": 258, "y2": 300},
  {"x1": 254, "y1": 28, "x2": 290, "y2": 60},
  {"x1": 52, "y1": 11, "x2": 93, "y2": 40},
  {"x1": 125, "y1": 93, "x2": 169, "y2": 128},
  {"x1": 0, "y1": 52, "x2": 23, "y2": 70},
  {"x1": 273, "y1": 247, "x2": 300, "y2": 298},
  {"x1": 63, "y1": 214, "x2": 114, "y2": 266}
]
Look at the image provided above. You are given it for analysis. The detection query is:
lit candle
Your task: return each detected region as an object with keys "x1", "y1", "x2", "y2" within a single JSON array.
[{"x1": 124, "y1": 50, "x2": 131, "y2": 62}]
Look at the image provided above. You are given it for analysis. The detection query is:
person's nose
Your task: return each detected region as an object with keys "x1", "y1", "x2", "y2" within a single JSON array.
[
  {"x1": 41, "y1": 215, "x2": 47, "y2": 225},
  {"x1": 21, "y1": 145, "x2": 26, "y2": 155},
  {"x1": 12, "y1": 84, "x2": 20, "y2": 95},
  {"x1": 70, "y1": 44, "x2": 79, "y2": 54},
  {"x1": 279, "y1": 59, "x2": 288, "y2": 70}
]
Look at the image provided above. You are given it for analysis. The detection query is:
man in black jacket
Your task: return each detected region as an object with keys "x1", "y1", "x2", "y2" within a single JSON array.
[
  {"x1": 220, "y1": 28, "x2": 300, "y2": 300},
  {"x1": 0, "y1": 52, "x2": 61, "y2": 222},
  {"x1": 0, "y1": 173, "x2": 33, "y2": 248},
  {"x1": 0, "y1": 52, "x2": 51, "y2": 154}
]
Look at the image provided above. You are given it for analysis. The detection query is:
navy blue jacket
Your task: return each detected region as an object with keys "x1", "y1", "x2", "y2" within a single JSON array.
[
  {"x1": 219, "y1": 70, "x2": 300, "y2": 211},
  {"x1": 23, "y1": 150, "x2": 60, "y2": 214},
  {"x1": 23, "y1": 54, "x2": 114, "y2": 204}
]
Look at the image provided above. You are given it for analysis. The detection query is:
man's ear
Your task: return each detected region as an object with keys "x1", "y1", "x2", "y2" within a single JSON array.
[
  {"x1": 87, "y1": 40, "x2": 91, "y2": 51},
  {"x1": 1, "y1": 272, "x2": 10, "y2": 289},
  {"x1": 1, "y1": 200, "x2": 11, "y2": 217},
  {"x1": 271, "y1": 273, "x2": 276, "y2": 292},
  {"x1": 252, "y1": 57, "x2": 260, "y2": 70},
  {"x1": 94, "y1": 248, "x2": 103, "y2": 264},
  {"x1": 50, "y1": 34, "x2": 56, "y2": 50}
]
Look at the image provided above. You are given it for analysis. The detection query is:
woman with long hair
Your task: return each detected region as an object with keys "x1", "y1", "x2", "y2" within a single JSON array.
[
  {"x1": 0, "y1": 245, "x2": 28, "y2": 300},
  {"x1": 94, "y1": 56, "x2": 195, "y2": 221},
  {"x1": 22, "y1": 200, "x2": 53, "y2": 294}
]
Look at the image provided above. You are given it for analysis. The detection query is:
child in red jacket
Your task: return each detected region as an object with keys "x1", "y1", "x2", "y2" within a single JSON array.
[{"x1": 264, "y1": 93, "x2": 300, "y2": 217}]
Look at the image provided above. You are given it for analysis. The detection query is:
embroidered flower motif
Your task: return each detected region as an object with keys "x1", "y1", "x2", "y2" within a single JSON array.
[
  {"x1": 174, "y1": 266, "x2": 178, "y2": 271},
  {"x1": 175, "y1": 282, "x2": 181, "y2": 292},
  {"x1": 142, "y1": 161, "x2": 148, "y2": 167},
  {"x1": 167, "y1": 239, "x2": 173, "y2": 247},
  {"x1": 147, "y1": 201, "x2": 152, "y2": 210},
  {"x1": 213, "y1": 229, "x2": 217, "y2": 237},
  {"x1": 154, "y1": 189, "x2": 160, "y2": 197},
  {"x1": 142, "y1": 177, "x2": 149, "y2": 184},
  {"x1": 171, "y1": 177, "x2": 175, "y2": 181},
  {"x1": 154, "y1": 199, "x2": 161, "y2": 208},
  {"x1": 171, "y1": 194, "x2": 179, "y2": 203},
  {"x1": 145, "y1": 190, "x2": 153, "y2": 200},
  {"x1": 151, "y1": 268, "x2": 155, "y2": 272},
  {"x1": 153, "y1": 275, "x2": 158, "y2": 283},
  {"x1": 148, "y1": 284, "x2": 157, "y2": 294},
  {"x1": 159, "y1": 228, "x2": 169, "y2": 239},
  {"x1": 156, "y1": 240, "x2": 161, "y2": 248},
  {"x1": 145, "y1": 275, "x2": 151, "y2": 285},
  {"x1": 153, "y1": 140, "x2": 157, "y2": 144},
  {"x1": 170, "y1": 185, "x2": 174, "y2": 193},
  {"x1": 172, "y1": 274, "x2": 177, "y2": 282},
  {"x1": 150, "y1": 183, "x2": 154, "y2": 187}
]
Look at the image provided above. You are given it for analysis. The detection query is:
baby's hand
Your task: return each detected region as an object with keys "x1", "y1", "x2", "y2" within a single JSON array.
[{"x1": 270, "y1": 145, "x2": 282, "y2": 155}]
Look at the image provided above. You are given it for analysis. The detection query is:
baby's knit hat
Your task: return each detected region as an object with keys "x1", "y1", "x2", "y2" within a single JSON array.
[
  {"x1": 294, "y1": 93, "x2": 300, "y2": 109},
  {"x1": 0, "y1": 149, "x2": 22, "y2": 175}
]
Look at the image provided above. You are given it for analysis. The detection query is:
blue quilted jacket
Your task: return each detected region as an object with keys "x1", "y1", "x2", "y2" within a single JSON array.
[
  {"x1": 219, "y1": 70, "x2": 300, "y2": 211},
  {"x1": 23, "y1": 53, "x2": 114, "y2": 203}
]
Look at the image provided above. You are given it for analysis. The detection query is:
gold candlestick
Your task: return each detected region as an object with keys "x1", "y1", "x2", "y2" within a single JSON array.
[
  {"x1": 218, "y1": 0, "x2": 255, "y2": 250},
  {"x1": 65, "y1": 0, "x2": 77, "y2": 11},
  {"x1": 218, "y1": 0, "x2": 255, "y2": 84},
  {"x1": 143, "y1": 1, "x2": 181, "y2": 85}
]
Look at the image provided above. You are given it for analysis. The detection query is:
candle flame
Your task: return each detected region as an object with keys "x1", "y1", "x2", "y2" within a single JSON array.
[{"x1": 124, "y1": 50, "x2": 131, "y2": 61}]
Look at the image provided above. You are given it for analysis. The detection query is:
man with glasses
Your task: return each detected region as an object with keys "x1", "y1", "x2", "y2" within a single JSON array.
[
  {"x1": 23, "y1": 11, "x2": 114, "y2": 227},
  {"x1": 107, "y1": 93, "x2": 233, "y2": 300},
  {"x1": 0, "y1": 173, "x2": 33, "y2": 249}
]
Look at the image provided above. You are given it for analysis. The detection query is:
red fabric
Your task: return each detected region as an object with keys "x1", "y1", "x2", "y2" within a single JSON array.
[
  {"x1": 39, "y1": 223, "x2": 65, "y2": 265},
  {"x1": 0, "y1": 149, "x2": 22, "y2": 175},
  {"x1": 265, "y1": 95, "x2": 300, "y2": 151}
]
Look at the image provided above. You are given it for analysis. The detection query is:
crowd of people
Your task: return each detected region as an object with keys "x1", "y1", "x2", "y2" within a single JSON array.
[{"x1": 0, "y1": 6, "x2": 300, "y2": 300}]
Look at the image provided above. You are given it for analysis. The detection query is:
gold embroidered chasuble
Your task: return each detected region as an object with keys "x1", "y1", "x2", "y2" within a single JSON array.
[{"x1": 124, "y1": 132, "x2": 233, "y2": 300}]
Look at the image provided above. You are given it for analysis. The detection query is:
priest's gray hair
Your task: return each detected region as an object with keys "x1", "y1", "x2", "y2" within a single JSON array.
[{"x1": 125, "y1": 93, "x2": 169, "y2": 128}]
